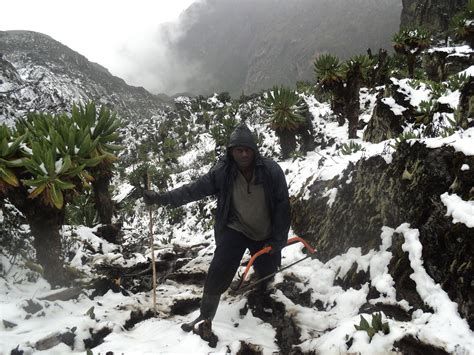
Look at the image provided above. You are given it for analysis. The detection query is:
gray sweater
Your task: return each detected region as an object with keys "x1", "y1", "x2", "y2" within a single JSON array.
[{"x1": 227, "y1": 170, "x2": 271, "y2": 241}]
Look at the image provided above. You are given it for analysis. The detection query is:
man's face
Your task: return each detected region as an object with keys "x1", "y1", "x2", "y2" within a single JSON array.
[{"x1": 231, "y1": 146, "x2": 255, "y2": 169}]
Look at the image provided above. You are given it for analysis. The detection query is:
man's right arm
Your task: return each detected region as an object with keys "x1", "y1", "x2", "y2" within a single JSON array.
[{"x1": 144, "y1": 161, "x2": 223, "y2": 207}]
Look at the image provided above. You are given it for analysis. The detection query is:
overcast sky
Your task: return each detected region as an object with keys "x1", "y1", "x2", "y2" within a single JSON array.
[{"x1": 1, "y1": 0, "x2": 198, "y2": 95}]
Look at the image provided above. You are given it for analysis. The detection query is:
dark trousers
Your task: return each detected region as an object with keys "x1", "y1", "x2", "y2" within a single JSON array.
[{"x1": 203, "y1": 226, "x2": 281, "y2": 296}]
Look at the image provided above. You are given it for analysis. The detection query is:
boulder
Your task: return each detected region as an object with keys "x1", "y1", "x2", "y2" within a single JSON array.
[
  {"x1": 459, "y1": 76, "x2": 474, "y2": 129},
  {"x1": 363, "y1": 95, "x2": 406, "y2": 143},
  {"x1": 292, "y1": 142, "x2": 474, "y2": 327}
]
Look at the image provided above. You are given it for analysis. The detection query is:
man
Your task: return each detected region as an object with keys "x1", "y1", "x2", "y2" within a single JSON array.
[{"x1": 143, "y1": 123, "x2": 291, "y2": 331}]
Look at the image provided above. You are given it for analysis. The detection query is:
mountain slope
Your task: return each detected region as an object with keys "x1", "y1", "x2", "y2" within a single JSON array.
[
  {"x1": 166, "y1": 0, "x2": 401, "y2": 95},
  {"x1": 0, "y1": 30, "x2": 169, "y2": 124}
]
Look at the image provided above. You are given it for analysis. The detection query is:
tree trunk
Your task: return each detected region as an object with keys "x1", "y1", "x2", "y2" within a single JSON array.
[
  {"x1": 372, "y1": 49, "x2": 388, "y2": 87},
  {"x1": 345, "y1": 64, "x2": 361, "y2": 139},
  {"x1": 6, "y1": 188, "x2": 67, "y2": 286},
  {"x1": 277, "y1": 130, "x2": 297, "y2": 159},
  {"x1": 91, "y1": 172, "x2": 114, "y2": 225},
  {"x1": 333, "y1": 84, "x2": 346, "y2": 126},
  {"x1": 29, "y1": 207, "x2": 66, "y2": 286},
  {"x1": 407, "y1": 54, "x2": 416, "y2": 78},
  {"x1": 297, "y1": 111, "x2": 316, "y2": 154}
]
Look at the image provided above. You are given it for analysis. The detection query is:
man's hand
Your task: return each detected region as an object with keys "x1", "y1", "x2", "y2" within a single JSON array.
[
  {"x1": 264, "y1": 241, "x2": 284, "y2": 255},
  {"x1": 143, "y1": 190, "x2": 166, "y2": 205}
]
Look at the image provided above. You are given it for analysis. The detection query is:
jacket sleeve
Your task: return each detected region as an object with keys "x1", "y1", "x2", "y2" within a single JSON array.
[
  {"x1": 162, "y1": 162, "x2": 222, "y2": 207},
  {"x1": 270, "y1": 163, "x2": 291, "y2": 249}
]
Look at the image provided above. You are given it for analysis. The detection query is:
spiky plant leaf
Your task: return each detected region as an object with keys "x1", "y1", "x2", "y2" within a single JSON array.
[
  {"x1": 28, "y1": 183, "x2": 48, "y2": 199},
  {"x1": 49, "y1": 183, "x2": 64, "y2": 209},
  {"x1": 0, "y1": 166, "x2": 20, "y2": 187}
]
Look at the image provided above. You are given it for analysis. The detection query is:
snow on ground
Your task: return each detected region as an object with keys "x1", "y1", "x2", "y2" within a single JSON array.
[
  {"x1": 421, "y1": 127, "x2": 474, "y2": 156},
  {"x1": 392, "y1": 78, "x2": 431, "y2": 107},
  {"x1": 113, "y1": 183, "x2": 136, "y2": 203},
  {"x1": 441, "y1": 192, "x2": 474, "y2": 228},
  {"x1": 3, "y1": 222, "x2": 473, "y2": 354}
]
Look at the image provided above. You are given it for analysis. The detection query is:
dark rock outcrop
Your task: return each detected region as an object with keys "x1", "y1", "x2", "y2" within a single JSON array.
[
  {"x1": 363, "y1": 94, "x2": 406, "y2": 143},
  {"x1": 459, "y1": 76, "x2": 474, "y2": 129},
  {"x1": 423, "y1": 47, "x2": 474, "y2": 82},
  {"x1": 292, "y1": 142, "x2": 474, "y2": 326},
  {"x1": 400, "y1": 0, "x2": 467, "y2": 36}
]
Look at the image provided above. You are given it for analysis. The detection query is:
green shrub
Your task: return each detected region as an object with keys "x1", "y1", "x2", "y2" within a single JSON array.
[
  {"x1": 451, "y1": 0, "x2": 474, "y2": 47},
  {"x1": 447, "y1": 73, "x2": 470, "y2": 91},
  {"x1": 390, "y1": 131, "x2": 420, "y2": 149},
  {"x1": 441, "y1": 111, "x2": 463, "y2": 137},
  {"x1": 65, "y1": 190, "x2": 99, "y2": 227},
  {"x1": 354, "y1": 313, "x2": 390, "y2": 342},
  {"x1": 340, "y1": 141, "x2": 365, "y2": 155}
]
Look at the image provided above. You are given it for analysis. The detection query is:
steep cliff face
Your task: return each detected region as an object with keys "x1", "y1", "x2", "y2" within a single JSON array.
[
  {"x1": 168, "y1": 0, "x2": 401, "y2": 96},
  {"x1": 400, "y1": 0, "x2": 468, "y2": 35},
  {"x1": 292, "y1": 141, "x2": 474, "y2": 327},
  {"x1": 0, "y1": 31, "x2": 169, "y2": 124}
]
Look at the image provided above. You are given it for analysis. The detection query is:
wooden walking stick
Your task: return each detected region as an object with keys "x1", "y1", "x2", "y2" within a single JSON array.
[{"x1": 147, "y1": 172, "x2": 157, "y2": 313}]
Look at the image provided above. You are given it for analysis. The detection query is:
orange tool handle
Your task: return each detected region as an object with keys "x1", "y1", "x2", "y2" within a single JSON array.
[{"x1": 238, "y1": 236, "x2": 316, "y2": 287}]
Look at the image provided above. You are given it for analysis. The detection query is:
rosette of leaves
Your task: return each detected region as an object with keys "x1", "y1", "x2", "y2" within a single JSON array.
[
  {"x1": 71, "y1": 102, "x2": 123, "y2": 224},
  {"x1": 452, "y1": 0, "x2": 474, "y2": 47},
  {"x1": 393, "y1": 27, "x2": 431, "y2": 53},
  {"x1": 339, "y1": 141, "x2": 364, "y2": 155},
  {"x1": 21, "y1": 139, "x2": 82, "y2": 209},
  {"x1": 1, "y1": 103, "x2": 123, "y2": 286},
  {"x1": 390, "y1": 131, "x2": 419, "y2": 149},
  {"x1": 210, "y1": 115, "x2": 238, "y2": 153},
  {"x1": 314, "y1": 54, "x2": 345, "y2": 89},
  {"x1": 263, "y1": 86, "x2": 308, "y2": 158},
  {"x1": 447, "y1": 73, "x2": 470, "y2": 91},
  {"x1": 264, "y1": 86, "x2": 307, "y2": 132},
  {"x1": 415, "y1": 100, "x2": 438, "y2": 125},
  {"x1": 392, "y1": 27, "x2": 431, "y2": 78},
  {"x1": 344, "y1": 54, "x2": 375, "y2": 87},
  {"x1": 0, "y1": 125, "x2": 25, "y2": 192},
  {"x1": 441, "y1": 113, "x2": 463, "y2": 137},
  {"x1": 314, "y1": 54, "x2": 370, "y2": 137}
]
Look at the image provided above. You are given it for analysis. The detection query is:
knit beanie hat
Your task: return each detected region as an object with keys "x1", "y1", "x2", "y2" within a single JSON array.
[{"x1": 227, "y1": 123, "x2": 258, "y2": 152}]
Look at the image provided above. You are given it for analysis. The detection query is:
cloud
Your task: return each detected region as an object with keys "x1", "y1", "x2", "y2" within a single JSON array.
[
  {"x1": 111, "y1": 19, "x2": 206, "y2": 95},
  {"x1": 1, "y1": 0, "x2": 202, "y2": 95}
]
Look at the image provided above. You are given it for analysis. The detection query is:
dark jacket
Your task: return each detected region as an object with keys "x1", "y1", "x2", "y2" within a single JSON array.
[{"x1": 160, "y1": 153, "x2": 291, "y2": 250}]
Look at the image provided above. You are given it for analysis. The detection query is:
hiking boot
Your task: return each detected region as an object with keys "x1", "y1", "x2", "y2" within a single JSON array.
[
  {"x1": 181, "y1": 293, "x2": 220, "y2": 332},
  {"x1": 194, "y1": 319, "x2": 218, "y2": 348}
]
